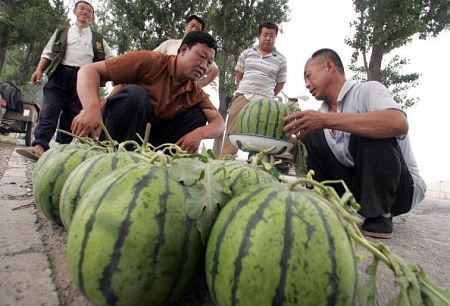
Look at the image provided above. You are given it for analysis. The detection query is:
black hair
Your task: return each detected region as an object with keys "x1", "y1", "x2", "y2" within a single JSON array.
[
  {"x1": 258, "y1": 21, "x2": 278, "y2": 35},
  {"x1": 311, "y1": 48, "x2": 345, "y2": 75},
  {"x1": 178, "y1": 31, "x2": 217, "y2": 56},
  {"x1": 185, "y1": 15, "x2": 206, "y2": 31},
  {"x1": 75, "y1": 1, "x2": 94, "y2": 13}
]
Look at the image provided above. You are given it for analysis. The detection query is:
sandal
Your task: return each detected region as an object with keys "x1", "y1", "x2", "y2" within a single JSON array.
[{"x1": 16, "y1": 147, "x2": 42, "y2": 161}]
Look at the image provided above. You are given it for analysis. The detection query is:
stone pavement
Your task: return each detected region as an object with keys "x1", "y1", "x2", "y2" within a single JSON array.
[{"x1": 1, "y1": 144, "x2": 449, "y2": 305}]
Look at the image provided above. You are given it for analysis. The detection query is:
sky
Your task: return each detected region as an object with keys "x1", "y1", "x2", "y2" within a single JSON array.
[
  {"x1": 66, "y1": 0, "x2": 450, "y2": 184},
  {"x1": 205, "y1": 0, "x2": 450, "y2": 184}
]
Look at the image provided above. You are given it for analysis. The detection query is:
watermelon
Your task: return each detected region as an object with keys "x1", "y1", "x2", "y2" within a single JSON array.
[
  {"x1": 33, "y1": 143, "x2": 89, "y2": 182},
  {"x1": 33, "y1": 148, "x2": 102, "y2": 223},
  {"x1": 236, "y1": 98, "x2": 289, "y2": 139},
  {"x1": 212, "y1": 160, "x2": 279, "y2": 197},
  {"x1": 205, "y1": 184, "x2": 357, "y2": 306},
  {"x1": 67, "y1": 164, "x2": 203, "y2": 306},
  {"x1": 59, "y1": 152, "x2": 151, "y2": 231}
]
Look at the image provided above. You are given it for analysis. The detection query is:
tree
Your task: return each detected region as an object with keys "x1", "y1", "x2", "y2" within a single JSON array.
[
  {"x1": 207, "y1": 0, "x2": 290, "y2": 154},
  {"x1": 346, "y1": 0, "x2": 450, "y2": 108},
  {"x1": 0, "y1": 0, "x2": 67, "y2": 84},
  {"x1": 96, "y1": 0, "x2": 210, "y2": 54}
]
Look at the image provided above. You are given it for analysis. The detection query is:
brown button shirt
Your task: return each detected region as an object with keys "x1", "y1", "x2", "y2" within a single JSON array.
[{"x1": 105, "y1": 50, "x2": 216, "y2": 120}]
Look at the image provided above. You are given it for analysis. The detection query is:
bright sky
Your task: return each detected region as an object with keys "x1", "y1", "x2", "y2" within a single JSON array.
[{"x1": 206, "y1": 0, "x2": 450, "y2": 184}]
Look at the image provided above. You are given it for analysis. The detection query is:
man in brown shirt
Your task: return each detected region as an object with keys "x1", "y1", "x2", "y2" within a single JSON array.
[{"x1": 71, "y1": 31, "x2": 224, "y2": 153}]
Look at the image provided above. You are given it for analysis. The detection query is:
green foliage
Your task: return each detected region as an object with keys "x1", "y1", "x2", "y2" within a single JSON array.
[
  {"x1": 347, "y1": 0, "x2": 450, "y2": 108},
  {"x1": 96, "y1": 0, "x2": 210, "y2": 54},
  {"x1": 0, "y1": 0, "x2": 67, "y2": 85}
]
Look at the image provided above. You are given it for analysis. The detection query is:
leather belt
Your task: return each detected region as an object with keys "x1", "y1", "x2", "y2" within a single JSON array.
[{"x1": 61, "y1": 64, "x2": 80, "y2": 70}]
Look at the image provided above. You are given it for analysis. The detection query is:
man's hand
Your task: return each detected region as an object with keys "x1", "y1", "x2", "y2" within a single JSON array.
[
  {"x1": 30, "y1": 70, "x2": 43, "y2": 84},
  {"x1": 176, "y1": 129, "x2": 203, "y2": 153},
  {"x1": 284, "y1": 110, "x2": 326, "y2": 138},
  {"x1": 71, "y1": 107, "x2": 103, "y2": 139}
]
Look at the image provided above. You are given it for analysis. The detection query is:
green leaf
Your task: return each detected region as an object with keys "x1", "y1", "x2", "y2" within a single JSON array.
[{"x1": 169, "y1": 158, "x2": 231, "y2": 244}]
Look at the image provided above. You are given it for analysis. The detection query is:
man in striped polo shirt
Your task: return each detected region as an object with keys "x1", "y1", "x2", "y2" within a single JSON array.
[{"x1": 220, "y1": 21, "x2": 287, "y2": 158}]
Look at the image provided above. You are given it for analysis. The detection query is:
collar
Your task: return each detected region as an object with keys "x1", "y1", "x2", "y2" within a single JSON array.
[
  {"x1": 253, "y1": 45, "x2": 278, "y2": 57},
  {"x1": 337, "y1": 79, "x2": 355, "y2": 104}
]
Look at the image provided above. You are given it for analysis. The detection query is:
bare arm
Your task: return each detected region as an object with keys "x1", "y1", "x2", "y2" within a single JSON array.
[
  {"x1": 235, "y1": 71, "x2": 243, "y2": 86},
  {"x1": 284, "y1": 109, "x2": 408, "y2": 139},
  {"x1": 71, "y1": 61, "x2": 111, "y2": 138},
  {"x1": 274, "y1": 82, "x2": 285, "y2": 96},
  {"x1": 176, "y1": 108, "x2": 225, "y2": 153},
  {"x1": 197, "y1": 66, "x2": 219, "y2": 88},
  {"x1": 30, "y1": 58, "x2": 51, "y2": 84}
]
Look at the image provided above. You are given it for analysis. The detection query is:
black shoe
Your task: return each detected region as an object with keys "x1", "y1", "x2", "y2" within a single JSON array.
[{"x1": 361, "y1": 215, "x2": 393, "y2": 239}]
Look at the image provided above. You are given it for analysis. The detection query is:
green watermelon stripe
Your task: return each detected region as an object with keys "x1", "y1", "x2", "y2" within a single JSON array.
[
  {"x1": 163, "y1": 216, "x2": 196, "y2": 304},
  {"x1": 254, "y1": 100, "x2": 263, "y2": 135},
  {"x1": 209, "y1": 188, "x2": 263, "y2": 303},
  {"x1": 77, "y1": 164, "x2": 142, "y2": 295},
  {"x1": 307, "y1": 194, "x2": 340, "y2": 305},
  {"x1": 241, "y1": 102, "x2": 251, "y2": 134},
  {"x1": 72, "y1": 156, "x2": 103, "y2": 213},
  {"x1": 46, "y1": 150, "x2": 79, "y2": 221},
  {"x1": 228, "y1": 168, "x2": 248, "y2": 191},
  {"x1": 272, "y1": 101, "x2": 281, "y2": 138},
  {"x1": 262, "y1": 99, "x2": 272, "y2": 136},
  {"x1": 272, "y1": 194, "x2": 294, "y2": 305},
  {"x1": 231, "y1": 190, "x2": 278, "y2": 306},
  {"x1": 99, "y1": 166, "x2": 160, "y2": 305}
]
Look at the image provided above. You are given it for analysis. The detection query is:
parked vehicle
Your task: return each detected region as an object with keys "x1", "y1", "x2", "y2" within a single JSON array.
[{"x1": 0, "y1": 81, "x2": 41, "y2": 146}]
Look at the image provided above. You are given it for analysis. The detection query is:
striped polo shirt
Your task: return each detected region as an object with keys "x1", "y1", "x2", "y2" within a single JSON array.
[{"x1": 234, "y1": 45, "x2": 287, "y2": 98}]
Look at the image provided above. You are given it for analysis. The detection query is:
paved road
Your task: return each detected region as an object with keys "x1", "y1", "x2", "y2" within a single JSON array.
[{"x1": 1, "y1": 139, "x2": 449, "y2": 305}]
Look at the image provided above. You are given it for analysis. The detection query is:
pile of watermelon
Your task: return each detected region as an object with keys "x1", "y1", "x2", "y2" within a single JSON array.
[{"x1": 30, "y1": 116, "x2": 449, "y2": 305}]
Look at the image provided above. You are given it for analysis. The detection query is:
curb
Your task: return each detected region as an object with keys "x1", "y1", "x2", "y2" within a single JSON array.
[{"x1": 0, "y1": 151, "x2": 59, "y2": 306}]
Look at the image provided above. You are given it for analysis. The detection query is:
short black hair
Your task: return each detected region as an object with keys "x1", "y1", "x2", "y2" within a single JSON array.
[
  {"x1": 311, "y1": 48, "x2": 345, "y2": 75},
  {"x1": 258, "y1": 21, "x2": 279, "y2": 35},
  {"x1": 185, "y1": 15, "x2": 206, "y2": 31},
  {"x1": 178, "y1": 31, "x2": 217, "y2": 57},
  {"x1": 75, "y1": 1, "x2": 94, "y2": 13}
]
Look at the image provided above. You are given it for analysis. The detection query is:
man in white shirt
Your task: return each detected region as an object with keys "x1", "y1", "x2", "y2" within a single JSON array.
[
  {"x1": 16, "y1": 0, "x2": 114, "y2": 160},
  {"x1": 284, "y1": 48, "x2": 426, "y2": 239},
  {"x1": 154, "y1": 15, "x2": 219, "y2": 88}
]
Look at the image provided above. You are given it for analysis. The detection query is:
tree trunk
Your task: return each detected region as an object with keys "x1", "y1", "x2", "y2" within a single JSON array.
[
  {"x1": 212, "y1": 0, "x2": 230, "y2": 156},
  {"x1": 368, "y1": 43, "x2": 384, "y2": 81},
  {"x1": 0, "y1": 1, "x2": 13, "y2": 76}
]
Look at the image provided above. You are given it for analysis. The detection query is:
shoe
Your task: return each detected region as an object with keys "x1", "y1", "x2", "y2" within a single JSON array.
[
  {"x1": 361, "y1": 215, "x2": 393, "y2": 239},
  {"x1": 16, "y1": 147, "x2": 42, "y2": 161}
]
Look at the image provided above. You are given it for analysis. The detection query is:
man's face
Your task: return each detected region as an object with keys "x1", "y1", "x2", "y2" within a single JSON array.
[
  {"x1": 184, "y1": 19, "x2": 203, "y2": 35},
  {"x1": 257, "y1": 27, "x2": 277, "y2": 53},
  {"x1": 74, "y1": 2, "x2": 94, "y2": 24},
  {"x1": 304, "y1": 57, "x2": 330, "y2": 101},
  {"x1": 178, "y1": 43, "x2": 215, "y2": 80}
]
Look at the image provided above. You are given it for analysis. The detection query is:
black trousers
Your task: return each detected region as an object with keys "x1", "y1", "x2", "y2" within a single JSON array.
[
  {"x1": 33, "y1": 65, "x2": 82, "y2": 150},
  {"x1": 101, "y1": 84, "x2": 207, "y2": 147},
  {"x1": 302, "y1": 130, "x2": 414, "y2": 218}
]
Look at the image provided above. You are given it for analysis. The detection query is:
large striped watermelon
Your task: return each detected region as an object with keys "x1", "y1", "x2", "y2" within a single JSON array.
[
  {"x1": 67, "y1": 164, "x2": 203, "y2": 306},
  {"x1": 33, "y1": 148, "x2": 102, "y2": 223},
  {"x1": 236, "y1": 98, "x2": 289, "y2": 139},
  {"x1": 59, "y1": 152, "x2": 151, "y2": 231},
  {"x1": 205, "y1": 184, "x2": 357, "y2": 306}
]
